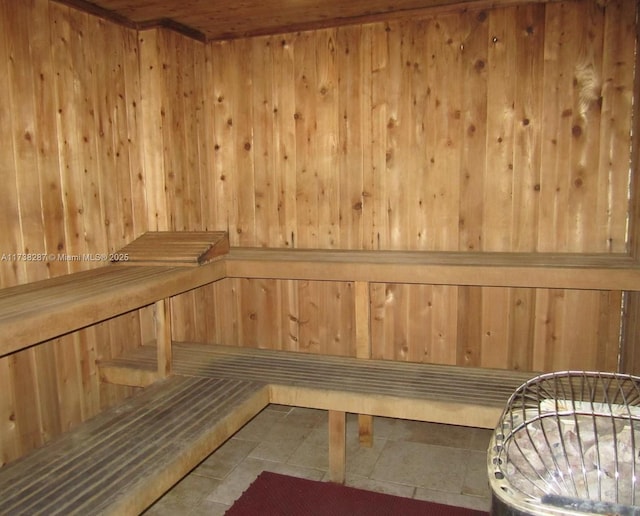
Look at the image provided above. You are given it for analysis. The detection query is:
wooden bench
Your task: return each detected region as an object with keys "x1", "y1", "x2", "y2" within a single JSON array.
[
  {"x1": 0, "y1": 375, "x2": 269, "y2": 516},
  {"x1": 0, "y1": 231, "x2": 229, "y2": 369},
  {"x1": 2, "y1": 232, "x2": 640, "y2": 514},
  {"x1": 0, "y1": 342, "x2": 532, "y2": 515},
  {"x1": 99, "y1": 342, "x2": 534, "y2": 485},
  {"x1": 225, "y1": 247, "x2": 640, "y2": 290}
]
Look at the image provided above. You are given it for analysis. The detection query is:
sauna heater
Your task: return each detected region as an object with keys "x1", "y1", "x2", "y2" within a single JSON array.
[{"x1": 488, "y1": 371, "x2": 640, "y2": 516}]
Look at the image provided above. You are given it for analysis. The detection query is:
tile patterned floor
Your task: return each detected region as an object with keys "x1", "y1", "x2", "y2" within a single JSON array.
[{"x1": 144, "y1": 405, "x2": 494, "y2": 515}]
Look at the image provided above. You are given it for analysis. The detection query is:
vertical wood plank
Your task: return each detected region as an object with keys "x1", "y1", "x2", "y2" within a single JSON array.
[
  {"x1": 480, "y1": 288, "x2": 511, "y2": 368},
  {"x1": 459, "y1": 9, "x2": 488, "y2": 252},
  {"x1": 597, "y1": 290, "x2": 622, "y2": 372},
  {"x1": 456, "y1": 286, "x2": 483, "y2": 367},
  {"x1": 426, "y1": 14, "x2": 463, "y2": 251},
  {"x1": 600, "y1": 0, "x2": 637, "y2": 254},
  {"x1": 355, "y1": 281, "x2": 371, "y2": 358},
  {"x1": 337, "y1": 26, "x2": 365, "y2": 249},
  {"x1": 511, "y1": 4, "x2": 544, "y2": 251},
  {"x1": 252, "y1": 36, "x2": 277, "y2": 247},
  {"x1": 354, "y1": 280, "x2": 373, "y2": 446},
  {"x1": 294, "y1": 30, "x2": 319, "y2": 248},
  {"x1": 208, "y1": 41, "x2": 233, "y2": 237},
  {"x1": 156, "y1": 298, "x2": 172, "y2": 377},
  {"x1": 566, "y1": 2, "x2": 603, "y2": 253},
  {"x1": 316, "y1": 28, "x2": 340, "y2": 249},
  {"x1": 328, "y1": 410, "x2": 346, "y2": 484},
  {"x1": 0, "y1": 356, "x2": 18, "y2": 466},
  {"x1": 622, "y1": 292, "x2": 640, "y2": 374},
  {"x1": 508, "y1": 288, "x2": 536, "y2": 371},
  {"x1": 538, "y1": 2, "x2": 574, "y2": 252},
  {"x1": 484, "y1": 7, "x2": 516, "y2": 251},
  {"x1": 139, "y1": 28, "x2": 168, "y2": 231},
  {"x1": 273, "y1": 34, "x2": 298, "y2": 248}
]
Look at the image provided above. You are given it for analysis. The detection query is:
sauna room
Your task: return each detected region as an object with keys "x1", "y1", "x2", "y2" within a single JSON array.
[{"x1": 0, "y1": 0, "x2": 639, "y2": 514}]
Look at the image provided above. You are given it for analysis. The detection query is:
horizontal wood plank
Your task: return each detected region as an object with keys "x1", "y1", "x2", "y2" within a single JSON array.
[{"x1": 225, "y1": 248, "x2": 640, "y2": 290}]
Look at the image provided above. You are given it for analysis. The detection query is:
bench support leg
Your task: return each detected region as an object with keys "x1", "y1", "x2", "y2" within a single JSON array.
[
  {"x1": 328, "y1": 410, "x2": 346, "y2": 484},
  {"x1": 358, "y1": 414, "x2": 374, "y2": 447},
  {"x1": 155, "y1": 298, "x2": 172, "y2": 377},
  {"x1": 355, "y1": 281, "x2": 374, "y2": 448}
]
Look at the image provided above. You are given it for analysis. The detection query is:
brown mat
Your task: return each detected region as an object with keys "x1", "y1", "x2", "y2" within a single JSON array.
[{"x1": 226, "y1": 471, "x2": 489, "y2": 516}]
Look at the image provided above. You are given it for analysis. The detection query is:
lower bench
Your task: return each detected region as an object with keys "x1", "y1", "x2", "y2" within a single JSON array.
[
  {"x1": 102, "y1": 342, "x2": 534, "y2": 429},
  {"x1": 0, "y1": 376, "x2": 269, "y2": 516},
  {"x1": 0, "y1": 344, "x2": 534, "y2": 515}
]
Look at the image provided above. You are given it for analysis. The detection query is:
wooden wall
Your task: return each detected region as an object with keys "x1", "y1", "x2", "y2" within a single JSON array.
[
  {"x1": 0, "y1": 0, "x2": 147, "y2": 465},
  {"x1": 172, "y1": 0, "x2": 636, "y2": 372},
  {"x1": 0, "y1": 0, "x2": 638, "y2": 464}
]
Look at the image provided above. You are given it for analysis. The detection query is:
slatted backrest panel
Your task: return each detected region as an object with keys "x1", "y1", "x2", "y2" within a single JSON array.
[{"x1": 114, "y1": 231, "x2": 230, "y2": 266}]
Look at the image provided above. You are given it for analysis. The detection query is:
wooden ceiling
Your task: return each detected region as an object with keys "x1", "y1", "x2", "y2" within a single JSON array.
[{"x1": 58, "y1": 0, "x2": 542, "y2": 41}]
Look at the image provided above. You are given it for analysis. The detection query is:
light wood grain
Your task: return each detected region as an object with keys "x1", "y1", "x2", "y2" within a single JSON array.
[{"x1": 1, "y1": 0, "x2": 639, "y2": 468}]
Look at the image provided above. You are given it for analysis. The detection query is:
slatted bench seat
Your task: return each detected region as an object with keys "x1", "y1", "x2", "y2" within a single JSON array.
[
  {"x1": 225, "y1": 247, "x2": 640, "y2": 290},
  {"x1": 0, "y1": 375, "x2": 269, "y2": 516},
  {"x1": 103, "y1": 342, "x2": 532, "y2": 427},
  {"x1": 99, "y1": 341, "x2": 535, "y2": 483},
  {"x1": 0, "y1": 231, "x2": 229, "y2": 360}
]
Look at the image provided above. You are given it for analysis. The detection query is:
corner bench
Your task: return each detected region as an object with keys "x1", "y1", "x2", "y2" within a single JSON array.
[
  {"x1": 98, "y1": 341, "x2": 534, "y2": 486},
  {"x1": 2, "y1": 231, "x2": 640, "y2": 514}
]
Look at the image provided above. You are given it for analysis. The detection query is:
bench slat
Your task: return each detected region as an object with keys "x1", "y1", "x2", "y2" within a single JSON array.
[
  {"x1": 225, "y1": 248, "x2": 640, "y2": 290},
  {"x1": 0, "y1": 375, "x2": 269, "y2": 516},
  {"x1": 100, "y1": 342, "x2": 534, "y2": 428}
]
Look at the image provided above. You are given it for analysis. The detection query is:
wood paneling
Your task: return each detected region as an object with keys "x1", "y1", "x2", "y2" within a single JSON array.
[
  {"x1": 0, "y1": 0, "x2": 146, "y2": 465},
  {"x1": 190, "y1": 1, "x2": 635, "y2": 369},
  {"x1": 0, "y1": 0, "x2": 638, "y2": 465},
  {"x1": 202, "y1": 3, "x2": 634, "y2": 254}
]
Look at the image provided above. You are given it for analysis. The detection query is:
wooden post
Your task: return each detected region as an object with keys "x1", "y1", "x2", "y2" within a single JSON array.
[
  {"x1": 155, "y1": 298, "x2": 172, "y2": 377},
  {"x1": 355, "y1": 281, "x2": 373, "y2": 447},
  {"x1": 621, "y1": 292, "x2": 640, "y2": 374},
  {"x1": 328, "y1": 410, "x2": 346, "y2": 483}
]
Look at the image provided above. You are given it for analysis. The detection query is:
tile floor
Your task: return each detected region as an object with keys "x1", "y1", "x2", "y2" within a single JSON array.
[{"x1": 144, "y1": 405, "x2": 494, "y2": 515}]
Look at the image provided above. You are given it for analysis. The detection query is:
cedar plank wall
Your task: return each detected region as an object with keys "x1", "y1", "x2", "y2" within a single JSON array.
[
  {"x1": 0, "y1": 0, "x2": 148, "y2": 464},
  {"x1": 0, "y1": 0, "x2": 637, "y2": 464},
  {"x1": 172, "y1": 0, "x2": 636, "y2": 367}
]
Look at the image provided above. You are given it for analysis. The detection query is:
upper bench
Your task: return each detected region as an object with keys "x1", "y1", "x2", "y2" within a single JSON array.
[
  {"x1": 225, "y1": 247, "x2": 640, "y2": 290},
  {"x1": 0, "y1": 232, "x2": 229, "y2": 357},
  {"x1": 1, "y1": 230, "x2": 640, "y2": 358}
]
